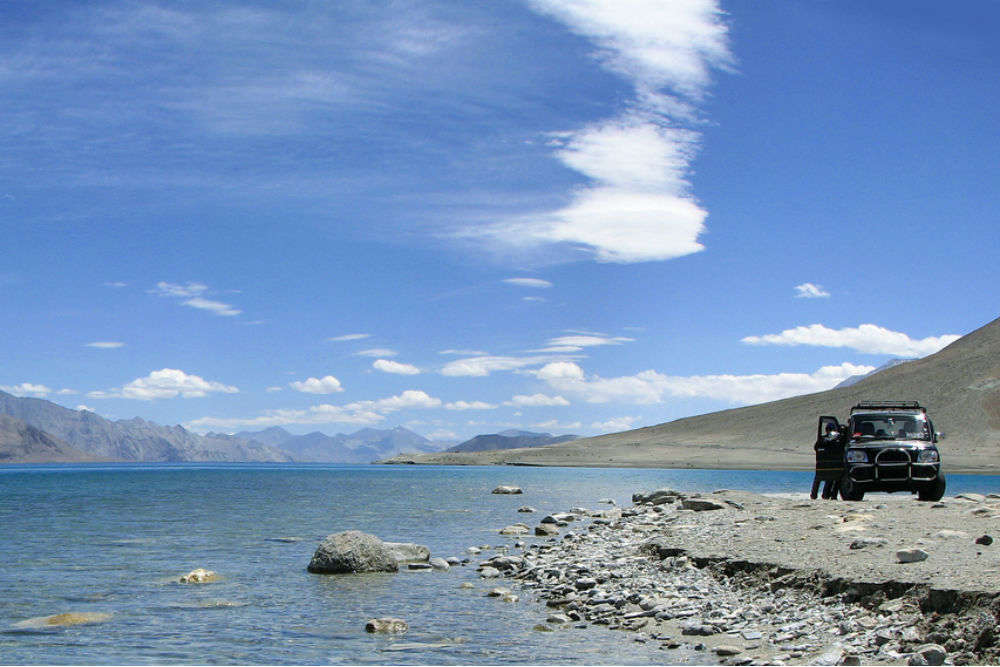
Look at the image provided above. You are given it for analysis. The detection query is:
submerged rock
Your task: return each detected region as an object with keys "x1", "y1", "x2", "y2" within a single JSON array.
[
  {"x1": 365, "y1": 617, "x2": 408, "y2": 634},
  {"x1": 308, "y1": 531, "x2": 399, "y2": 574},
  {"x1": 385, "y1": 542, "x2": 431, "y2": 564},
  {"x1": 429, "y1": 557, "x2": 450, "y2": 571},
  {"x1": 13, "y1": 612, "x2": 113, "y2": 629},
  {"x1": 179, "y1": 568, "x2": 219, "y2": 583},
  {"x1": 492, "y1": 485, "x2": 523, "y2": 495}
]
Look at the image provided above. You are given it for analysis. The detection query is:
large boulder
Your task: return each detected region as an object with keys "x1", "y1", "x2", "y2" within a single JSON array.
[
  {"x1": 492, "y1": 485, "x2": 523, "y2": 494},
  {"x1": 308, "y1": 531, "x2": 400, "y2": 574}
]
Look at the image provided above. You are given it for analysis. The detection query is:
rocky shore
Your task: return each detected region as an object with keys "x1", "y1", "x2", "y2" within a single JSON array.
[{"x1": 470, "y1": 489, "x2": 1000, "y2": 665}]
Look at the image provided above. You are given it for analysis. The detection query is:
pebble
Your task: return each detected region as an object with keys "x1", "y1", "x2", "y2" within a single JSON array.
[{"x1": 896, "y1": 549, "x2": 929, "y2": 563}]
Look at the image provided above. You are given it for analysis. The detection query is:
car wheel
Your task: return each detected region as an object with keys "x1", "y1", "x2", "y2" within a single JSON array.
[
  {"x1": 918, "y1": 473, "x2": 946, "y2": 502},
  {"x1": 839, "y1": 474, "x2": 865, "y2": 501}
]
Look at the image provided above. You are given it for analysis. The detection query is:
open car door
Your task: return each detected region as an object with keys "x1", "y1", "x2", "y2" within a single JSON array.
[{"x1": 817, "y1": 416, "x2": 840, "y2": 442}]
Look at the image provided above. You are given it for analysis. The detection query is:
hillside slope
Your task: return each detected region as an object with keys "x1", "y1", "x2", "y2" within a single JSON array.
[
  {"x1": 0, "y1": 415, "x2": 104, "y2": 463},
  {"x1": 387, "y1": 315, "x2": 1000, "y2": 473}
]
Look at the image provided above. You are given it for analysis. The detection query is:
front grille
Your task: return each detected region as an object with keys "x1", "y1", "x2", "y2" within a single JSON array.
[{"x1": 875, "y1": 448, "x2": 911, "y2": 481}]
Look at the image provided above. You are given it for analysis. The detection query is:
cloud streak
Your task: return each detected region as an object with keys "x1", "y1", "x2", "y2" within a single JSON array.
[
  {"x1": 741, "y1": 324, "x2": 961, "y2": 357},
  {"x1": 88, "y1": 368, "x2": 239, "y2": 400}
]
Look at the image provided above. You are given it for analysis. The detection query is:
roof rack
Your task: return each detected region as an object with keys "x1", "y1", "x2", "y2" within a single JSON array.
[{"x1": 851, "y1": 400, "x2": 925, "y2": 412}]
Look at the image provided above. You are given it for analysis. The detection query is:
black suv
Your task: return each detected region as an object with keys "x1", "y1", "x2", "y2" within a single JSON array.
[{"x1": 817, "y1": 401, "x2": 945, "y2": 501}]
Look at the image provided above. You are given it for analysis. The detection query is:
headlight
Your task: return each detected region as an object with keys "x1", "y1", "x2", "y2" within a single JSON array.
[
  {"x1": 846, "y1": 450, "x2": 867, "y2": 463},
  {"x1": 917, "y1": 449, "x2": 940, "y2": 463}
]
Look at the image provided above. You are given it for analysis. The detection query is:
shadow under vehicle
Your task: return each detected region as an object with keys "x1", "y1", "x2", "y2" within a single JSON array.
[{"x1": 816, "y1": 401, "x2": 946, "y2": 502}]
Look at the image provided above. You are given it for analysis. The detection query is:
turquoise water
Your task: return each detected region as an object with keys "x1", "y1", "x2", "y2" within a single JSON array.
[{"x1": 1, "y1": 464, "x2": 997, "y2": 665}]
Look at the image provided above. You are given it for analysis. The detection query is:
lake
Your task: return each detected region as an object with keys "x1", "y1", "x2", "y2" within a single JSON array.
[{"x1": 1, "y1": 464, "x2": 997, "y2": 665}]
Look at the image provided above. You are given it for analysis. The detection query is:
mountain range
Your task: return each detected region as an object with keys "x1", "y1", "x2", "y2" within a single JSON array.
[
  {"x1": 0, "y1": 391, "x2": 445, "y2": 464},
  {"x1": 447, "y1": 429, "x2": 579, "y2": 453}
]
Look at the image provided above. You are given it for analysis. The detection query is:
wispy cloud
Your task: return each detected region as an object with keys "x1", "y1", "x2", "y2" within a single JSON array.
[
  {"x1": 329, "y1": 333, "x2": 371, "y2": 342},
  {"x1": 186, "y1": 389, "x2": 442, "y2": 431},
  {"x1": 741, "y1": 324, "x2": 961, "y2": 357},
  {"x1": 438, "y1": 349, "x2": 489, "y2": 356},
  {"x1": 532, "y1": 333, "x2": 634, "y2": 353},
  {"x1": 794, "y1": 283, "x2": 830, "y2": 299},
  {"x1": 373, "y1": 359, "x2": 421, "y2": 375},
  {"x1": 88, "y1": 368, "x2": 239, "y2": 400},
  {"x1": 1, "y1": 382, "x2": 53, "y2": 398},
  {"x1": 151, "y1": 282, "x2": 241, "y2": 317},
  {"x1": 103, "y1": 281, "x2": 128, "y2": 288},
  {"x1": 503, "y1": 277, "x2": 553, "y2": 288},
  {"x1": 535, "y1": 360, "x2": 875, "y2": 406},
  {"x1": 86, "y1": 341, "x2": 125, "y2": 349},
  {"x1": 289, "y1": 375, "x2": 344, "y2": 394},
  {"x1": 445, "y1": 400, "x2": 497, "y2": 410},
  {"x1": 505, "y1": 393, "x2": 570, "y2": 407},
  {"x1": 472, "y1": 1, "x2": 731, "y2": 263},
  {"x1": 356, "y1": 348, "x2": 398, "y2": 358},
  {"x1": 440, "y1": 354, "x2": 574, "y2": 378}
]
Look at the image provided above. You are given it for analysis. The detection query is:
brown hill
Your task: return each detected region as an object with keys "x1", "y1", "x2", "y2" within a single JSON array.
[
  {"x1": 387, "y1": 315, "x2": 1000, "y2": 473},
  {"x1": 0, "y1": 415, "x2": 104, "y2": 463}
]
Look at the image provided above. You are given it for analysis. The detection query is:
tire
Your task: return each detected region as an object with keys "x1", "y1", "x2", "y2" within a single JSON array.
[
  {"x1": 839, "y1": 473, "x2": 865, "y2": 501},
  {"x1": 918, "y1": 473, "x2": 946, "y2": 502}
]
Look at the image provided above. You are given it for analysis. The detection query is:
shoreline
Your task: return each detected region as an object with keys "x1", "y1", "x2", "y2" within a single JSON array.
[{"x1": 467, "y1": 488, "x2": 1000, "y2": 665}]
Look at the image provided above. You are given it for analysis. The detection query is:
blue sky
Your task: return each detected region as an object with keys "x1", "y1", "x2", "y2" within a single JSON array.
[{"x1": 2, "y1": 0, "x2": 997, "y2": 441}]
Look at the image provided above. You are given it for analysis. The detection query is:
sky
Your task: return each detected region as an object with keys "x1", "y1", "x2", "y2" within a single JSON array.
[{"x1": 2, "y1": 0, "x2": 998, "y2": 442}]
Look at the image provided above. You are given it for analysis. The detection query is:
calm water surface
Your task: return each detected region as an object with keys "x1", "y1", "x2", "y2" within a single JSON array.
[{"x1": 1, "y1": 464, "x2": 998, "y2": 665}]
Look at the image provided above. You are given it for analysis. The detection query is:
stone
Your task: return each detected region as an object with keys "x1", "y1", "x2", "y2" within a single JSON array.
[
  {"x1": 849, "y1": 537, "x2": 888, "y2": 550},
  {"x1": 547, "y1": 614, "x2": 570, "y2": 624},
  {"x1": 407, "y1": 563, "x2": 432, "y2": 570},
  {"x1": 535, "y1": 524, "x2": 559, "y2": 536},
  {"x1": 365, "y1": 617, "x2": 408, "y2": 634},
  {"x1": 459, "y1": 582, "x2": 475, "y2": 589},
  {"x1": 976, "y1": 534, "x2": 994, "y2": 546},
  {"x1": 179, "y1": 568, "x2": 219, "y2": 583},
  {"x1": 492, "y1": 485, "x2": 523, "y2": 494},
  {"x1": 715, "y1": 645, "x2": 744, "y2": 656},
  {"x1": 910, "y1": 644, "x2": 946, "y2": 666},
  {"x1": 896, "y1": 549, "x2": 929, "y2": 563},
  {"x1": 517, "y1": 506, "x2": 537, "y2": 513},
  {"x1": 499, "y1": 524, "x2": 530, "y2": 535},
  {"x1": 574, "y1": 577, "x2": 598, "y2": 591},
  {"x1": 682, "y1": 620, "x2": 716, "y2": 636},
  {"x1": 445, "y1": 557, "x2": 462, "y2": 566},
  {"x1": 479, "y1": 567, "x2": 501, "y2": 578},
  {"x1": 599, "y1": 498, "x2": 616, "y2": 505},
  {"x1": 500, "y1": 593, "x2": 519, "y2": 603},
  {"x1": 533, "y1": 624, "x2": 555, "y2": 632},
  {"x1": 385, "y1": 541, "x2": 431, "y2": 564},
  {"x1": 681, "y1": 498, "x2": 727, "y2": 512},
  {"x1": 429, "y1": 557, "x2": 450, "y2": 571},
  {"x1": 308, "y1": 531, "x2": 400, "y2": 574},
  {"x1": 487, "y1": 587, "x2": 511, "y2": 597},
  {"x1": 13, "y1": 612, "x2": 113, "y2": 629}
]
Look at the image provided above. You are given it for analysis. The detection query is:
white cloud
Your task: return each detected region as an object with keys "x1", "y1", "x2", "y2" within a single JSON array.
[
  {"x1": 536, "y1": 361, "x2": 876, "y2": 406},
  {"x1": 472, "y1": 1, "x2": 730, "y2": 263},
  {"x1": 591, "y1": 416, "x2": 638, "y2": 432},
  {"x1": 182, "y1": 297, "x2": 242, "y2": 317},
  {"x1": 794, "y1": 283, "x2": 830, "y2": 299},
  {"x1": 103, "y1": 281, "x2": 127, "y2": 288},
  {"x1": 151, "y1": 281, "x2": 208, "y2": 298},
  {"x1": 88, "y1": 368, "x2": 239, "y2": 400},
  {"x1": 505, "y1": 393, "x2": 571, "y2": 407},
  {"x1": 56, "y1": 388, "x2": 78, "y2": 395},
  {"x1": 76, "y1": 405, "x2": 94, "y2": 412},
  {"x1": 186, "y1": 389, "x2": 443, "y2": 432},
  {"x1": 440, "y1": 354, "x2": 571, "y2": 377},
  {"x1": 86, "y1": 341, "x2": 125, "y2": 349},
  {"x1": 503, "y1": 277, "x2": 553, "y2": 288},
  {"x1": 356, "y1": 348, "x2": 398, "y2": 358},
  {"x1": 438, "y1": 349, "x2": 489, "y2": 356},
  {"x1": 289, "y1": 375, "x2": 344, "y2": 394},
  {"x1": 373, "y1": 359, "x2": 420, "y2": 375},
  {"x1": 548, "y1": 334, "x2": 633, "y2": 348},
  {"x1": 329, "y1": 333, "x2": 371, "y2": 342},
  {"x1": 741, "y1": 324, "x2": 961, "y2": 357},
  {"x1": 1, "y1": 382, "x2": 52, "y2": 398},
  {"x1": 523, "y1": 296, "x2": 546, "y2": 303},
  {"x1": 445, "y1": 400, "x2": 497, "y2": 410},
  {"x1": 151, "y1": 281, "x2": 241, "y2": 316}
]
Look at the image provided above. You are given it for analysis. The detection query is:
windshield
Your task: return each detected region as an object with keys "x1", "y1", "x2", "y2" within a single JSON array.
[{"x1": 850, "y1": 413, "x2": 931, "y2": 441}]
